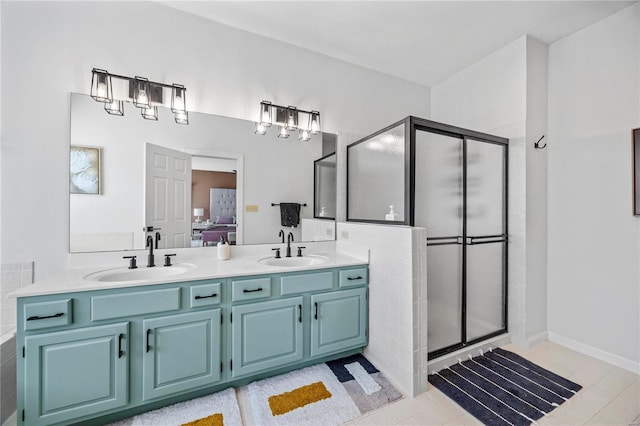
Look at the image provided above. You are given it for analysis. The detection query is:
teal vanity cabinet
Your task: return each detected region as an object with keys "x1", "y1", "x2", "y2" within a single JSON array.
[
  {"x1": 142, "y1": 309, "x2": 222, "y2": 400},
  {"x1": 24, "y1": 322, "x2": 129, "y2": 426},
  {"x1": 16, "y1": 265, "x2": 367, "y2": 426}
]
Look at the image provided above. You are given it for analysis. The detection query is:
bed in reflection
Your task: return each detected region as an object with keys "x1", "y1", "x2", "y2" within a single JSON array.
[{"x1": 192, "y1": 187, "x2": 237, "y2": 247}]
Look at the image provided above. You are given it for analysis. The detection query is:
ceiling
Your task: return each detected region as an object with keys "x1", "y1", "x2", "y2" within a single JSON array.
[{"x1": 161, "y1": 1, "x2": 635, "y2": 87}]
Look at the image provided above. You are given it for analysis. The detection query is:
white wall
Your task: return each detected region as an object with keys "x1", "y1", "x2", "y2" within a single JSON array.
[
  {"x1": 547, "y1": 4, "x2": 640, "y2": 371},
  {"x1": 525, "y1": 37, "x2": 549, "y2": 342},
  {"x1": 0, "y1": 1, "x2": 430, "y2": 279}
]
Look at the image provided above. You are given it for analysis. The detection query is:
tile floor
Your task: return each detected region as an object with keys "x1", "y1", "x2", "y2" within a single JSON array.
[
  {"x1": 3, "y1": 341, "x2": 639, "y2": 425},
  {"x1": 344, "y1": 341, "x2": 640, "y2": 425}
]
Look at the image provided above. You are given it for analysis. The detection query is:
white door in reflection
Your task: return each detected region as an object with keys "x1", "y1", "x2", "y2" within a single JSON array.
[{"x1": 145, "y1": 143, "x2": 192, "y2": 249}]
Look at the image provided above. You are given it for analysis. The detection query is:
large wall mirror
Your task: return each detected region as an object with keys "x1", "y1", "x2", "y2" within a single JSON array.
[{"x1": 69, "y1": 93, "x2": 336, "y2": 253}]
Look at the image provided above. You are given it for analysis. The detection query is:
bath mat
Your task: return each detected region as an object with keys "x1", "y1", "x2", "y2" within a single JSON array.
[
  {"x1": 108, "y1": 387, "x2": 242, "y2": 426},
  {"x1": 428, "y1": 347, "x2": 582, "y2": 426},
  {"x1": 248, "y1": 354, "x2": 402, "y2": 425}
]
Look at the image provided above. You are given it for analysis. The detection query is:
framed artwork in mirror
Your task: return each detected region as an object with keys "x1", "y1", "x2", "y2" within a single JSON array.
[
  {"x1": 634, "y1": 128, "x2": 640, "y2": 215},
  {"x1": 70, "y1": 145, "x2": 102, "y2": 195}
]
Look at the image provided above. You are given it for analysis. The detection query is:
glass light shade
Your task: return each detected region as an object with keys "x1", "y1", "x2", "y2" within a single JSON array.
[
  {"x1": 104, "y1": 99, "x2": 124, "y2": 116},
  {"x1": 298, "y1": 128, "x2": 311, "y2": 142},
  {"x1": 286, "y1": 106, "x2": 298, "y2": 131},
  {"x1": 132, "y1": 77, "x2": 150, "y2": 108},
  {"x1": 310, "y1": 111, "x2": 321, "y2": 135},
  {"x1": 174, "y1": 110, "x2": 189, "y2": 125},
  {"x1": 171, "y1": 85, "x2": 186, "y2": 113},
  {"x1": 259, "y1": 101, "x2": 272, "y2": 127},
  {"x1": 255, "y1": 122, "x2": 267, "y2": 135},
  {"x1": 277, "y1": 125, "x2": 290, "y2": 138},
  {"x1": 141, "y1": 105, "x2": 158, "y2": 120},
  {"x1": 90, "y1": 69, "x2": 113, "y2": 103}
]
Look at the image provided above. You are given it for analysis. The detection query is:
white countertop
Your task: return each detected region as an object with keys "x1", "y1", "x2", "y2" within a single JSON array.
[{"x1": 9, "y1": 246, "x2": 368, "y2": 298}]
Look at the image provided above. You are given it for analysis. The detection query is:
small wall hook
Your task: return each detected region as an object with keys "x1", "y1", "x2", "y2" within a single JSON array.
[{"x1": 534, "y1": 135, "x2": 547, "y2": 149}]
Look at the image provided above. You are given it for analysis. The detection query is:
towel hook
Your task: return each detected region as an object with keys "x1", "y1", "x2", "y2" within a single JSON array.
[{"x1": 534, "y1": 135, "x2": 547, "y2": 149}]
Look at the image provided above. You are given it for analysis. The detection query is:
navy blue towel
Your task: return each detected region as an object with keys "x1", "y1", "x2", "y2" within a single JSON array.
[{"x1": 279, "y1": 203, "x2": 301, "y2": 227}]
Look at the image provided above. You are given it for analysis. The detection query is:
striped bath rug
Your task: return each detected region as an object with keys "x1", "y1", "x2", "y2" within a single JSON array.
[
  {"x1": 247, "y1": 354, "x2": 402, "y2": 425},
  {"x1": 428, "y1": 347, "x2": 582, "y2": 425}
]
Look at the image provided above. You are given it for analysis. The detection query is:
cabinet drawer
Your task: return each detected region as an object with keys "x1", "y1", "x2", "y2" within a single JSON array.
[
  {"x1": 281, "y1": 272, "x2": 333, "y2": 295},
  {"x1": 338, "y1": 268, "x2": 368, "y2": 288},
  {"x1": 231, "y1": 277, "x2": 271, "y2": 302},
  {"x1": 189, "y1": 282, "x2": 222, "y2": 308},
  {"x1": 24, "y1": 299, "x2": 73, "y2": 331},
  {"x1": 91, "y1": 288, "x2": 181, "y2": 321}
]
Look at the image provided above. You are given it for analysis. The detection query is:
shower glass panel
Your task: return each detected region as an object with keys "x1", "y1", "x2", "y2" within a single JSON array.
[
  {"x1": 415, "y1": 131, "x2": 464, "y2": 354},
  {"x1": 466, "y1": 139, "x2": 505, "y2": 236},
  {"x1": 348, "y1": 123, "x2": 406, "y2": 222},
  {"x1": 466, "y1": 243, "x2": 505, "y2": 341},
  {"x1": 426, "y1": 245, "x2": 463, "y2": 351}
]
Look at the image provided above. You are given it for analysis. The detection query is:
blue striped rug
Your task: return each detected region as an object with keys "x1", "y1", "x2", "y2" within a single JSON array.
[{"x1": 428, "y1": 347, "x2": 582, "y2": 425}]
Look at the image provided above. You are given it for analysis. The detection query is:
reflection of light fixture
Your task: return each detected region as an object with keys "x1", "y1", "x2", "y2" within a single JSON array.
[
  {"x1": 299, "y1": 128, "x2": 310, "y2": 142},
  {"x1": 278, "y1": 126, "x2": 290, "y2": 138},
  {"x1": 254, "y1": 100, "x2": 320, "y2": 141},
  {"x1": 194, "y1": 208, "x2": 204, "y2": 223},
  {"x1": 255, "y1": 122, "x2": 267, "y2": 135},
  {"x1": 141, "y1": 105, "x2": 158, "y2": 121},
  {"x1": 89, "y1": 68, "x2": 188, "y2": 124},
  {"x1": 174, "y1": 110, "x2": 189, "y2": 125},
  {"x1": 104, "y1": 99, "x2": 124, "y2": 116}
]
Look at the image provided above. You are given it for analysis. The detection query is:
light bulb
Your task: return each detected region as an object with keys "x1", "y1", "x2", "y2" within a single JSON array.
[{"x1": 298, "y1": 129, "x2": 310, "y2": 141}]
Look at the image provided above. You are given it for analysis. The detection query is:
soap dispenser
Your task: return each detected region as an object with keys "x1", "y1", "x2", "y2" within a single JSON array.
[
  {"x1": 385, "y1": 205, "x2": 399, "y2": 221},
  {"x1": 217, "y1": 236, "x2": 230, "y2": 261}
]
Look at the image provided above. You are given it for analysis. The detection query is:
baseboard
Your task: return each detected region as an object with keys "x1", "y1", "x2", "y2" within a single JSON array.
[
  {"x1": 527, "y1": 331, "x2": 548, "y2": 348},
  {"x1": 548, "y1": 332, "x2": 640, "y2": 374}
]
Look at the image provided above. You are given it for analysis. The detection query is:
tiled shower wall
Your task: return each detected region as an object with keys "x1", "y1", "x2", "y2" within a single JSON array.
[
  {"x1": 337, "y1": 222, "x2": 428, "y2": 397},
  {"x1": 1, "y1": 261, "x2": 33, "y2": 335},
  {"x1": 1, "y1": 261, "x2": 33, "y2": 424}
]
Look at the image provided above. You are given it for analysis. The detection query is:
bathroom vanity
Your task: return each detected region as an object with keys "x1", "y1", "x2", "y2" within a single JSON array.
[{"x1": 13, "y1": 254, "x2": 368, "y2": 425}]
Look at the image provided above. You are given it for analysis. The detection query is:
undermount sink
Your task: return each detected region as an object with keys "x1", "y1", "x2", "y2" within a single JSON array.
[
  {"x1": 84, "y1": 263, "x2": 197, "y2": 283},
  {"x1": 258, "y1": 255, "x2": 329, "y2": 267}
]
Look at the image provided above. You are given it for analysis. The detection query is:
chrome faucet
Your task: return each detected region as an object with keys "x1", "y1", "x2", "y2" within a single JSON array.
[
  {"x1": 146, "y1": 235, "x2": 155, "y2": 267},
  {"x1": 286, "y1": 232, "x2": 294, "y2": 258}
]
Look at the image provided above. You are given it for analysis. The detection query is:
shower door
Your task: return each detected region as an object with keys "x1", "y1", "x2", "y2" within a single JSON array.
[{"x1": 414, "y1": 127, "x2": 507, "y2": 359}]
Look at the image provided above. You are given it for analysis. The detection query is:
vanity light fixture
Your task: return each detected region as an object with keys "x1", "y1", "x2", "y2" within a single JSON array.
[
  {"x1": 89, "y1": 68, "x2": 189, "y2": 125},
  {"x1": 90, "y1": 68, "x2": 113, "y2": 103},
  {"x1": 309, "y1": 111, "x2": 321, "y2": 135},
  {"x1": 132, "y1": 76, "x2": 151, "y2": 109},
  {"x1": 254, "y1": 100, "x2": 320, "y2": 140},
  {"x1": 286, "y1": 106, "x2": 298, "y2": 131}
]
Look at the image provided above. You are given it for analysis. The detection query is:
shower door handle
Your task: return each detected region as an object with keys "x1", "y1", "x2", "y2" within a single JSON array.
[
  {"x1": 426, "y1": 236, "x2": 462, "y2": 246},
  {"x1": 466, "y1": 235, "x2": 507, "y2": 245}
]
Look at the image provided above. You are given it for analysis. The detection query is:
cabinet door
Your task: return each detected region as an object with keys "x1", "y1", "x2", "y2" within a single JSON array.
[
  {"x1": 24, "y1": 322, "x2": 128, "y2": 426},
  {"x1": 231, "y1": 297, "x2": 303, "y2": 378},
  {"x1": 310, "y1": 288, "x2": 367, "y2": 357},
  {"x1": 142, "y1": 309, "x2": 222, "y2": 400}
]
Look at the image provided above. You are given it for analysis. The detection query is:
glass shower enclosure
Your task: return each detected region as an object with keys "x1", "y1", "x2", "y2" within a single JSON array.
[{"x1": 347, "y1": 117, "x2": 508, "y2": 359}]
